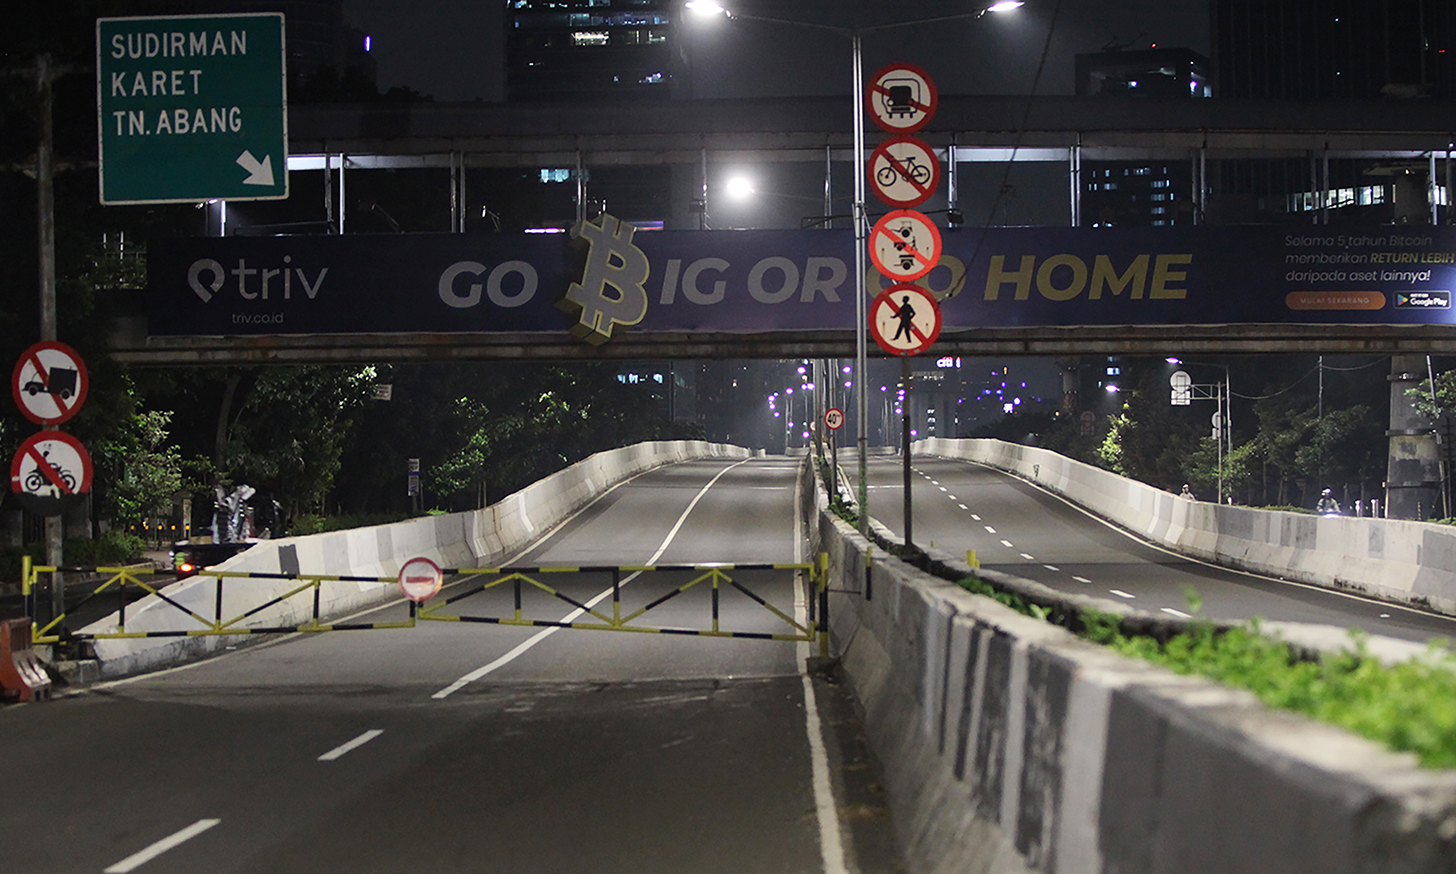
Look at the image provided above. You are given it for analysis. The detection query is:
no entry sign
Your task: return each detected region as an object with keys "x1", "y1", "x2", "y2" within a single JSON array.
[
  {"x1": 868, "y1": 136, "x2": 940, "y2": 208},
  {"x1": 870, "y1": 284, "x2": 941, "y2": 357},
  {"x1": 866, "y1": 63, "x2": 938, "y2": 134},
  {"x1": 398, "y1": 556, "x2": 443, "y2": 602},
  {"x1": 10, "y1": 431, "x2": 93, "y2": 516},
  {"x1": 12, "y1": 341, "x2": 88, "y2": 425},
  {"x1": 869, "y1": 210, "x2": 943, "y2": 282}
]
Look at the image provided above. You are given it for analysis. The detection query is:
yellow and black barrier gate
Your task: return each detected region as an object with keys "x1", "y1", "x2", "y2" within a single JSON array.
[
  {"x1": 20, "y1": 556, "x2": 410, "y2": 645},
  {"x1": 19, "y1": 555, "x2": 829, "y2": 654},
  {"x1": 419, "y1": 558, "x2": 827, "y2": 653}
]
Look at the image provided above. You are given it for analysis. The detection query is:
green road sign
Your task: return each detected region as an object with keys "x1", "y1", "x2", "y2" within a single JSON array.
[{"x1": 96, "y1": 12, "x2": 288, "y2": 205}]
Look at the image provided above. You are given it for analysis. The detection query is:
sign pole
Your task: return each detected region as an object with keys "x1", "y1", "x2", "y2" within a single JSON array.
[
  {"x1": 36, "y1": 53, "x2": 64, "y2": 623},
  {"x1": 852, "y1": 31, "x2": 869, "y2": 537},
  {"x1": 902, "y1": 356, "x2": 912, "y2": 549}
]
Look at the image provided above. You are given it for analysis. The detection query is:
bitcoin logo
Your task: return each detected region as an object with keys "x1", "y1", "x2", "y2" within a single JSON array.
[{"x1": 558, "y1": 214, "x2": 650, "y2": 345}]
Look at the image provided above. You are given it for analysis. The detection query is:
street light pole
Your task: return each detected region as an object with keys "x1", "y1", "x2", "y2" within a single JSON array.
[
  {"x1": 851, "y1": 30, "x2": 870, "y2": 534},
  {"x1": 685, "y1": 1, "x2": 1024, "y2": 534}
]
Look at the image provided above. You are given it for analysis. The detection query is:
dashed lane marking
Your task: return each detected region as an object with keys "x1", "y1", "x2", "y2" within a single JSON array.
[
  {"x1": 1161, "y1": 608, "x2": 1192, "y2": 618},
  {"x1": 105, "y1": 820, "x2": 221, "y2": 873},
  {"x1": 1044, "y1": 565, "x2": 1060, "y2": 572},
  {"x1": 318, "y1": 729, "x2": 384, "y2": 761},
  {"x1": 1110, "y1": 589, "x2": 1135, "y2": 599},
  {"x1": 1001, "y1": 540, "x2": 1014, "y2": 548},
  {"x1": 1073, "y1": 576, "x2": 1092, "y2": 584}
]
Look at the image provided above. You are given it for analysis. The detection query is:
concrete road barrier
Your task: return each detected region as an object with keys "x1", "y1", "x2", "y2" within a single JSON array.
[
  {"x1": 802, "y1": 456, "x2": 1456, "y2": 874},
  {"x1": 917, "y1": 437, "x2": 1456, "y2": 618},
  {"x1": 83, "y1": 441, "x2": 750, "y2": 679}
]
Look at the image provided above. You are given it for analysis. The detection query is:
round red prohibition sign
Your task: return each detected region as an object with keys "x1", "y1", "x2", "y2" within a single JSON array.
[
  {"x1": 869, "y1": 209, "x2": 943, "y2": 283},
  {"x1": 825, "y1": 407, "x2": 845, "y2": 431},
  {"x1": 866, "y1": 62, "x2": 938, "y2": 134},
  {"x1": 11, "y1": 430, "x2": 93, "y2": 498},
  {"x1": 868, "y1": 136, "x2": 940, "y2": 209},
  {"x1": 12, "y1": 340, "x2": 88, "y2": 426},
  {"x1": 399, "y1": 556, "x2": 444, "y2": 603},
  {"x1": 870, "y1": 284, "x2": 941, "y2": 357}
]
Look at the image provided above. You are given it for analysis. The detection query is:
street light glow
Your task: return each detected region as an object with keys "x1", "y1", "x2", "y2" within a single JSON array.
[
  {"x1": 685, "y1": 1, "x2": 727, "y2": 16},
  {"x1": 986, "y1": 1, "x2": 1025, "y2": 12},
  {"x1": 725, "y1": 175, "x2": 755, "y2": 200}
]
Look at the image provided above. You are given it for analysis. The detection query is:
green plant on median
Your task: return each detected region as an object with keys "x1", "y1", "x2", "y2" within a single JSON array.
[
  {"x1": 817, "y1": 456, "x2": 860, "y2": 527},
  {"x1": 958, "y1": 575, "x2": 1456, "y2": 769}
]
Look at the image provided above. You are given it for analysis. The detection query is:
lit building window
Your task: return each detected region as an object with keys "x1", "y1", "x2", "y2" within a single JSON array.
[{"x1": 573, "y1": 31, "x2": 609, "y2": 46}]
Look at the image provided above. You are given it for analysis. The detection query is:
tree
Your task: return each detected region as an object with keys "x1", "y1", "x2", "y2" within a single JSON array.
[
  {"x1": 217, "y1": 367, "x2": 375, "y2": 518},
  {"x1": 95, "y1": 409, "x2": 185, "y2": 533}
]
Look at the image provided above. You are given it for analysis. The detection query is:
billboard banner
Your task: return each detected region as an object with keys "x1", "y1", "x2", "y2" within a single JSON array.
[{"x1": 147, "y1": 221, "x2": 1456, "y2": 339}]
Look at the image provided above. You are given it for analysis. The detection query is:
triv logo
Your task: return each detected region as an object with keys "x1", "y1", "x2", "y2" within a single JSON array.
[{"x1": 187, "y1": 257, "x2": 329, "y2": 303}]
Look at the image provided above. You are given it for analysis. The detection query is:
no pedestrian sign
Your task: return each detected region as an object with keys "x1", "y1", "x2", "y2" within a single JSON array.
[
  {"x1": 870, "y1": 284, "x2": 942, "y2": 357},
  {"x1": 12, "y1": 341, "x2": 88, "y2": 426},
  {"x1": 97, "y1": 12, "x2": 289, "y2": 205}
]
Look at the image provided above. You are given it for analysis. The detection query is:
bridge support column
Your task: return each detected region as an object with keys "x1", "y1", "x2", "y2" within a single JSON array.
[{"x1": 1386, "y1": 354, "x2": 1441, "y2": 520}]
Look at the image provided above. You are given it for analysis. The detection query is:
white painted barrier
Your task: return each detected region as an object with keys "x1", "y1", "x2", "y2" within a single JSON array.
[
  {"x1": 801, "y1": 456, "x2": 1456, "y2": 874},
  {"x1": 84, "y1": 441, "x2": 751, "y2": 678},
  {"x1": 918, "y1": 437, "x2": 1456, "y2": 618}
]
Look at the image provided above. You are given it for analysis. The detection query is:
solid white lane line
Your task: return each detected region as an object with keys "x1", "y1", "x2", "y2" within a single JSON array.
[
  {"x1": 1161, "y1": 608, "x2": 1192, "y2": 618},
  {"x1": 1073, "y1": 576, "x2": 1092, "y2": 584},
  {"x1": 104, "y1": 819, "x2": 220, "y2": 873},
  {"x1": 318, "y1": 729, "x2": 384, "y2": 761},
  {"x1": 1110, "y1": 590, "x2": 1135, "y2": 599},
  {"x1": 432, "y1": 457, "x2": 753, "y2": 699},
  {"x1": 795, "y1": 466, "x2": 849, "y2": 874}
]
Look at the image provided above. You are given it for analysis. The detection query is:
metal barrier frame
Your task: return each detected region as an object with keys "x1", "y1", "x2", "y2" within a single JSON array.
[
  {"x1": 419, "y1": 560, "x2": 827, "y2": 649},
  {"x1": 21, "y1": 556, "x2": 407, "y2": 644},
  {"x1": 20, "y1": 555, "x2": 830, "y2": 655}
]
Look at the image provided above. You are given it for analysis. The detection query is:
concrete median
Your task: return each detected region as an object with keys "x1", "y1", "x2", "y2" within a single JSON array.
[{"x1": 802, "y1": 454, "x2": 1456, "y2": 874}]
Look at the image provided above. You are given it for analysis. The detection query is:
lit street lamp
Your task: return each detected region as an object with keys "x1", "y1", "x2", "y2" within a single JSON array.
[
  {"x1": 687, "y1": 0, "x2": 1024, "y2": 533},
  {"x1": 1167, "y1": 357, "x2": 1233, "y2": 503}
]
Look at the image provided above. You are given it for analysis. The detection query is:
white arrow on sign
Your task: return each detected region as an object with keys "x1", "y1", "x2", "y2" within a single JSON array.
[{"x1": 237, "y1": 151, "x2": 276, "y2": 186}]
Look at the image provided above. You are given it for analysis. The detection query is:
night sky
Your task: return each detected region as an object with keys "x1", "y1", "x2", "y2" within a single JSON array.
[{"x1": 343, "y1": 0, "x2": 1210, "y2": 103}]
